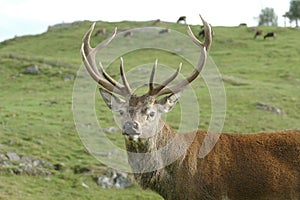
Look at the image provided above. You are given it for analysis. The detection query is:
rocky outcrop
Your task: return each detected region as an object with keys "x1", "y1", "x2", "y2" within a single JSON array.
[{"x1": 0, "y1": 152, "x2": 54, "y2": 175}]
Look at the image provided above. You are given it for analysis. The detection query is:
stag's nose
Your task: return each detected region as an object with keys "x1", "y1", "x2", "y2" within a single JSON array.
[{"x1": 122, "y1": 121, "x2": 140, "y2": 136}]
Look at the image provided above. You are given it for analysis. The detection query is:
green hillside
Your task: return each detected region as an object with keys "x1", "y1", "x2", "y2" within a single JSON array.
[{"x1": 0, "y1": 20, "x2": 299, "y2": 199}]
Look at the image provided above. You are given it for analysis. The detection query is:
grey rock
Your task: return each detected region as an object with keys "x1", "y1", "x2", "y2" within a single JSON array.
[
  {"x1": 21, "y1": 155, "x2": 32, "y2": 162},
  {"x1": 6, "y1": 152, "x2": 20, "y2": 161},
  {"x1": 25, "y1": 65, "x2": 39, "y2": 74},
  {"x1": 97, "y1": 176, "x2": 114, "y2": 188},
  {"x1": 0, "y1": 154, "x2": 8, "y2": 162},
  {"x1": 1, "y1": 152, "x2": 54, "y2": 175},
  {"x1": 44, "y1": 177, "x2": 52, "y2": 182},
  {"x1": 33, "y1": 159, "x2": 41, "y2": 167},
  {"x1": 64, "y1": 74, "x2": 74, "y2": 81},
  {"x1": 96, "y1": 170, "x2": 132, "y2": 189},
  {"x1": 114, "y1": 172, "x2": 132, "y2": 189},
  {"x1": 256, "y1": 102, "x2": 282, "y2": 115},
  {"x1": 81, "y1": 182, "x2": 89, "y2": 188}
]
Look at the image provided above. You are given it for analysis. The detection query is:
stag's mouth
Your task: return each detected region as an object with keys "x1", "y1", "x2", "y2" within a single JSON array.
[
  {"x1": 122, "y1": 131, "x2": 141, "y2": 136},
  {"x1": 122, "y1": 131, "x2": 141, "y2": 142},
  {"x1": 123, "y1": 133, "x2": 141, "y2": 142}
]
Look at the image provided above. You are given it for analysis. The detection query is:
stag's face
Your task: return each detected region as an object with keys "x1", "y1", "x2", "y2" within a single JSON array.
[{"x1": 100, "y1": 89, "x2": 180, "y2": 140}]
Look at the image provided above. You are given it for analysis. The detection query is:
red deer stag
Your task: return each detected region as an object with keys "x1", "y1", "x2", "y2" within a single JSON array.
[{"x1": 81, "y1": 16, "x2": 300, "y2": 200}]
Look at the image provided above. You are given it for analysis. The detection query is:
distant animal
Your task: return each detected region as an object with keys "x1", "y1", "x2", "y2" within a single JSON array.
[
  {"x1": 152, "y1": 19, "x2": 161, "y2": 25},
  {"x1": 124, "y1": 31, "x2": 133, "y2": 37},
  {"x1": 264, "y1": 32, "x2": 276, "y2": 39},
  {"x1": 198, "y1": 29, "x2": 205, "y2": 37},
  {"x1": 176, "y1": 16, "x2": 186, "y2": 24},
  {"x1": 94, "y1": 28, "x2": 106, "y2": 36},
  {"x1": 81, "y1": 16, "x2": 300, "y2": 200},
  {"x1": 159, "y1": 28, "x2": 170, "y2": 34},
  {"x1": 254, "y1": 30, "x2": 263, "y2": 39},
  {"x1": 198, "y1": 26, "x2": 214, "y2": 38},
  {"x1": 239, "y1": 23, "x2": 247, "y2": 27}
]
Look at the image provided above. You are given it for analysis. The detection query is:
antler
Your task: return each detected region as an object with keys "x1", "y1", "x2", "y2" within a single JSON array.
[
  {"x1": 81, "y1": 15, "x2": 212, "y2": 98},
  {"x1": 147, "y1": 15, "x2": 212, "y2": 97},
  {"x1": 81, "y1": 23, "x2": 132, "y2": 96}
]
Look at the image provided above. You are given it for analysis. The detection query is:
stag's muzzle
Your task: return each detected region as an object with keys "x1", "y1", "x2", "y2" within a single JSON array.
[{"x1": 122, "y1": 121, "x2": 141, "y2": 136}]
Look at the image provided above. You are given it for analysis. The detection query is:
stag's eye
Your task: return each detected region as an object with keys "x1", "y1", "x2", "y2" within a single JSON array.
[
  {"x1": 149, "y1": 111, "x2": 155, "y2": 117},
  {"x1": 119, "y1": 110, "x2": 124, "y2": 116}
]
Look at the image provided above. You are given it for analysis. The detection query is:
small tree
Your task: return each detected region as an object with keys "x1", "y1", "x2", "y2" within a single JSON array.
[
  {"x1": 287, "y1": 0, "x2": 300, "y2": 27},
  {"x1": 258, "y1": 7, "x2": 278, "y2": 26},
  {"x1": 283, "y1": 11, "x2": 294, "y2": 27}
]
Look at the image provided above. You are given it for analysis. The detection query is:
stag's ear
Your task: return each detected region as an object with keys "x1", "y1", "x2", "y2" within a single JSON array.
[
  {"x1": 157, "y1": 92, "x2": 182, "y2": 113},
  {"x1": 99, "y1": 88, "x2": 125, "y2": 111}
]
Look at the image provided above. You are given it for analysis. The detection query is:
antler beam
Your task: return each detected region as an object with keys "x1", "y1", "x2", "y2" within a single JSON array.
[
  {"x1": 81, "y1": 24, "x2": 132, "y2": 96},
  {"x1": 148, "y1": 15, "x2": 212, "y2": 97}
]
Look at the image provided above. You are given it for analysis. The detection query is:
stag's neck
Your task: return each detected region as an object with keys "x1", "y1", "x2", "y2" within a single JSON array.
[
  {"x1": 124, "y1": 121, "x2": 192, "y2": 193},
  {"x1": 125, "y1": 120, "x2": 176, "y2": 153}
]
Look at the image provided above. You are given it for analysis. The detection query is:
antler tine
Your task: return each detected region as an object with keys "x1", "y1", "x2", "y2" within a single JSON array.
[
  {"x1": 81, "y1": 23, "x2": 100, "y2": 77},
  {"x1": 83, "y1": 23, "x2": 116, "y2": 78},
  {"x1": 148, "y1": 62, "x2": 182, "y2": 96},
  {"x1": 148, "y1": 59, "x2": 158, "y2": 94},
  {"x1": 188, "y1": 15, "x2": 212, "y2": 51},
  {"x1": 94, "y1": 27, "x2": 117, "y2": 52},
  {"x1": 98, "y1": 61, "x2": 123, "y2": 90},
  {"x1": 119, "y1": 57, "x2": 132, "y2": 95},
  {"x1": 154, "y1": 15, "x2": 212, "y2": 97},
  {"x1": 95, "y1": 27, "x2": 127, "y2": 90},
  {"x1": 81, "y1": 24, "x2": 129, "y2": 96}
]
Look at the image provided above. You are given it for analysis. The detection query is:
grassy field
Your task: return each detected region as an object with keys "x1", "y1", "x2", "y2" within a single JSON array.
[{"x1": 0, "y1": 19, "x2": 299, "y2": 199}]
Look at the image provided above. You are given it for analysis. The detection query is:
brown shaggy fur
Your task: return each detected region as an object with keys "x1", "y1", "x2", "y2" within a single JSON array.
[{"x1": 126, "y1": 123, "x2": 300, "y2": 200}]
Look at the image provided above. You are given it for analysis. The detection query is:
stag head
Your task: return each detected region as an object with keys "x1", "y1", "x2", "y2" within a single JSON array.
[{"x1": 81, "y1": 16, "x2": 212, "y2": 141}]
